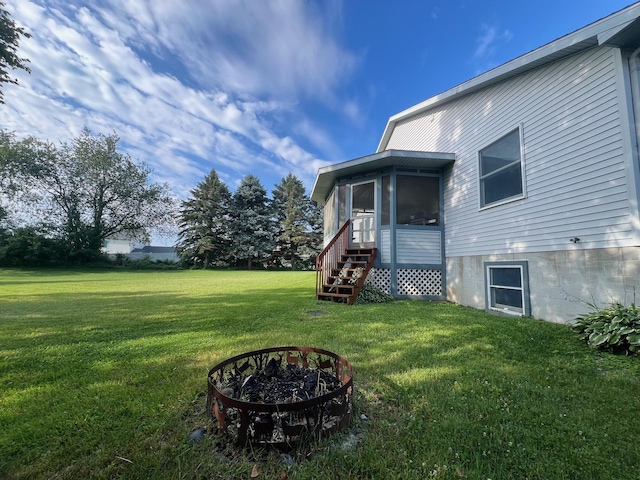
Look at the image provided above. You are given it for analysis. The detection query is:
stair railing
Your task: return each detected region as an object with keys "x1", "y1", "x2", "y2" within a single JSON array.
[{"x1": 316, "y1": 220, "x2": 351, "y2": 300}]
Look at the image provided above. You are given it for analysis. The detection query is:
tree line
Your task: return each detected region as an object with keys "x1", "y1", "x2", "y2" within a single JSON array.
[
  {"x1": 176, "y1": 169, "x2": 322, "y2": 270},
  {"x1": 0, "y1": 129, "x2": 323, "y2": 269}
]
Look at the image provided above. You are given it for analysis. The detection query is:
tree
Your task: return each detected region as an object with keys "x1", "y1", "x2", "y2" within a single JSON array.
[
  {"x1": 230, "y1": 174, "x2": 275, "y2": 270},
  {"x1": 0, "y1": 1, "x2": 31, "y2": 104},
  {"x1": 271, "y1": 173, "x2": 312, "y2": 269},
  {"x1": 304, "y1": 198, "x2": 324, "y2": 267},
  {"x1": 0, "y1": 226, "x2": 66, "y2": 267},
  {"x1": 176, "y1": 169, "x2": 231, "y2": 268},
  {"x1": 0, "y1": 204, "x2": 8, "y2": 242},
  {"x1": 2, "y1": 129, "x2": 175, "y2": 263}
]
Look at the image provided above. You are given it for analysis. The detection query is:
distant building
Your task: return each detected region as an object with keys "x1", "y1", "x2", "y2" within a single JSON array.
[
  {"x1": 102, "y1": 235, "x2": 178, "y2": 262},
  {"x1": 129, "y1": 245, "x2": 179, "y2": 263},
  {"x1": 102, "y1": 235, "x2": 136, "y2": 254}
]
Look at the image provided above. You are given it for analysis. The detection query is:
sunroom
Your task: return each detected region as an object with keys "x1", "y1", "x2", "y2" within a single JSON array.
[{"x1": 311, "y1": 150, "x2": 455, "y2": 301}]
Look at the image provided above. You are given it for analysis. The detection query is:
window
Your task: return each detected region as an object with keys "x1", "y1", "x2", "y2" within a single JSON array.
[
  {"x1": 479, "y1": 128, "x2": 524, "y2": 207},
  {"x1": 485, "y1": 261, "x2": 530, "y2": 316},
  {"x1": 396, "y1": 175, "x2": 440, "y2": 226},
  {"x1": 352, "y1": 182, "x2": 374, "y2": 215}
]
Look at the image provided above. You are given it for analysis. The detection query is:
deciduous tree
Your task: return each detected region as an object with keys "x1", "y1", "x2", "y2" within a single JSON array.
[
  {"x1": 0, "y1": 1, "x2": 31, "y2": 104},
  {"x1": 2, "y1": 129, "x2": 175, "y2": 263}
]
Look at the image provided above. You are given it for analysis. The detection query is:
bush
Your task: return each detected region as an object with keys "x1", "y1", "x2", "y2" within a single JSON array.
[
  {"x1": 355, "y1": 284, "x2": 395, "y2": 304},
  {"x1": 0, "y1": 227, "x2": 67, "y2": 267},
  {"x1": 573, "y1": 302, "x2": 640, "y2": 355},
  {"x1": 127, "y1": 255, "x2": 179, "y2": 270}
]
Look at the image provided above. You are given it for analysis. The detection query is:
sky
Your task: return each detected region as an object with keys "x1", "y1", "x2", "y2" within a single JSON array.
[{"x1": 2, "y1": 0, "x2": 636, "y2": 204}]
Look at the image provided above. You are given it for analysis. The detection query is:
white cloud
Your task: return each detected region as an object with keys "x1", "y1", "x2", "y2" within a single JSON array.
[
  {"x1": 473, "y1": 22, "x2": 513, "y2": 73},
  {"x1": 343, "y1": 100, "x2": 362, "y2": 124},
  {"x1": 2, "y1": 0, "x2": 354, "y2": 198}
]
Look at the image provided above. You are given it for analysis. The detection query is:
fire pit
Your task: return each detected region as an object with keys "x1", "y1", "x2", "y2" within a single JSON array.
[{"x1": 207, "y1": 346, "x2": 353, "y2": 448}]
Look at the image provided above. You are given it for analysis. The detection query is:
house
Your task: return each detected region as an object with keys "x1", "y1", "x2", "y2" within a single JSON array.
[
  {"x1": 128, "y1": 245, "x2": 179, "y2": 263},
  {"x1": 102, "y1": 235, "x2": 178, "y2": 263},
  {"x1": 311, "y1": 3, "x2": 640, "y2": 323},
  {"x1": 102, "y1": 234, "x2": 136, "y2": 255}
]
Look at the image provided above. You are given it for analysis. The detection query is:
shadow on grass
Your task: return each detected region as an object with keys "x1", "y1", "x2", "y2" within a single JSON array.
[{"x1": 1, "y1": 276, "x2": 640, "y2": 479}]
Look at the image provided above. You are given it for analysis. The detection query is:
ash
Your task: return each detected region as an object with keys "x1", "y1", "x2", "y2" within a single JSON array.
[{"x1": 221, "y1": 358, "x2": 341, "y2": 403}]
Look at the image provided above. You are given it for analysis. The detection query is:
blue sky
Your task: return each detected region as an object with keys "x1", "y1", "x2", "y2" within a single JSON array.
[{"x1": 2, "y1": 0, "x2": 634, "y2": 201}]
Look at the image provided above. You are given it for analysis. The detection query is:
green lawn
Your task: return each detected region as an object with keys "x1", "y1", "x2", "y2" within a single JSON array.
[{"x1": 1, "y1": 269, "x2": 639, "y2": 479}]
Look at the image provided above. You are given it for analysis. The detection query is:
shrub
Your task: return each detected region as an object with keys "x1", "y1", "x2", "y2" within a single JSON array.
[
  {"x1": 355, "y1": 284, "x2": 395, "y2": 304},
  {"x1": 128, "y1": 255, "x2": 179, "y2": 270},
  {"x1": 573, "y1": 302, "x2": 640, "y2": 355}
]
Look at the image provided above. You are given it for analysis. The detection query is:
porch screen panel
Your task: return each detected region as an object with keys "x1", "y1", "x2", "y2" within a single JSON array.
[
  {"x1": 338, "y1": 184, "x2": 348, "y2": 226},
  {"x1": 396, "y1": 230, "x2": 442, "y2": 264},
  {"x1": 381, "y1": 175, "x2": 391, "y2": 226},
  {"x1": 323, "y1": 189, "x2": 336, "y2": 241},
  {"x1": 396, "y1": 176, "x2": 439, "y2": 226}
]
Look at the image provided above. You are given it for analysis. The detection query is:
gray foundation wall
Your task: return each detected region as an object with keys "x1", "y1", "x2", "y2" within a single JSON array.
[{"x1": 446, "y1": 247, "x2": 640, "y2": 324}]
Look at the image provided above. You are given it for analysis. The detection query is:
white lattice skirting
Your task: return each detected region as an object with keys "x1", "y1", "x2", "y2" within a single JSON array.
[
  {"x1": 397, "y1": 268, "x2": 442, "y2": 296},
  {"x1": 365, "y1": 268, "x2": 443, "y2": 296},
  {"x1": 365, "y1": 268, "x2": 392, "y2": 293}
]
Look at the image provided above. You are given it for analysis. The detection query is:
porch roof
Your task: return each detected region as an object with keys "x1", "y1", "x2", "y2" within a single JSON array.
[{"x1": 310, "y1": 149, "x2": 455, "y2": 203}]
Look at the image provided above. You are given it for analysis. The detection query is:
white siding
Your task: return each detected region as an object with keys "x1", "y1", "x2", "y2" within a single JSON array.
[
  {"x1": 381, "y1": 229, "x2": 391, "y2": 263},
  {"x1": 386, "y1": 47, "x2": 636, "y2": 256},
  {"x1": 396, "y1": 230, "x2": 442, "y2": 264},
  {"x1": 102, "y1": 238, "x2": 132, "y2": 254}
]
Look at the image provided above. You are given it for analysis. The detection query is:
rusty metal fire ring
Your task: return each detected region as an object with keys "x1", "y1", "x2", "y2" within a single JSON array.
[{"x1": 207, "y1": 346, "x2": 354, "y2": 448}]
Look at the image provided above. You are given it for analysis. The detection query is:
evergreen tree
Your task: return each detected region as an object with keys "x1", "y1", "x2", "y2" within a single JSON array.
[
  {"x1": 176, "y1": 169, "x2": 231, "y2": 268},
  {"x1": 304, "y1": 198, "x2": 324, "y2": 267},
  {"x1": 230, "y1": 174, "x2": 275, "y2": 270},
  {"x1": 271, "y1": 173, "x2": 311, "y2": 269}
]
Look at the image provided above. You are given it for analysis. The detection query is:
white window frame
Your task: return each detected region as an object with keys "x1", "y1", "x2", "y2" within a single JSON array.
[
  {"x1": 478, "y1": 125, "x2": 527, "y2": 210},
  {"x1": 484, "y1": 261, "x2": 530, "y2": 317}
]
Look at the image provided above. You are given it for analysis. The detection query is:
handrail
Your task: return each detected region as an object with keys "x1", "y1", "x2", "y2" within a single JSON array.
[{"x1": 315, "y1": 220, "x2": 351, "y2": 300}]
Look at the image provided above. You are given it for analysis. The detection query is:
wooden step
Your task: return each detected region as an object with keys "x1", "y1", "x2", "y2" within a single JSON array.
[
  {"x1": 330, "y1": 268, "x2": 365, "y2": 276},
  {"x1": 317, "y1": 292, "x2": 351, "y2": 302},
  {"x1": 345, "y1": 248, "x2": 374, "y2": 255},
  {"x1": 337, "y1": 262, "x2": 368, "y2": 269},
  {"x1": 322, "y1": 284, "x2": 355, "y2": 293},
  {"x1": 327, "y1": 274, "x2": 360, "y2": 282},
  {"x1": 339, "y1": 258, "x2": 370, "y2": 264}
]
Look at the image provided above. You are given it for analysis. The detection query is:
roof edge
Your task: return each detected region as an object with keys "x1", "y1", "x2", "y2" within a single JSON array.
[
  {"x1": 311, "y1": 150, "x2": 455, "y2": 203},
  {"x1": 377, "y1": 2, "x2": 640, "y2": 152}
]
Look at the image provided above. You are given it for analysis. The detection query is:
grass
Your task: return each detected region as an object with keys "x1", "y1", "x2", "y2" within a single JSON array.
[{"x1": 1, "y1": 268, "x2": 639, "y2": 479}]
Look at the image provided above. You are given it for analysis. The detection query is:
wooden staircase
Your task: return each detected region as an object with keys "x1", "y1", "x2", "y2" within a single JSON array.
[{"x1": 316, "y1": 245, "x2": 377, "y2": 304}]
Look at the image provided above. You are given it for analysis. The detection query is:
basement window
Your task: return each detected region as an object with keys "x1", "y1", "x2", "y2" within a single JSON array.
[{"x1": 484, "y1": 261, "x2": 530, "y2": 316}]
